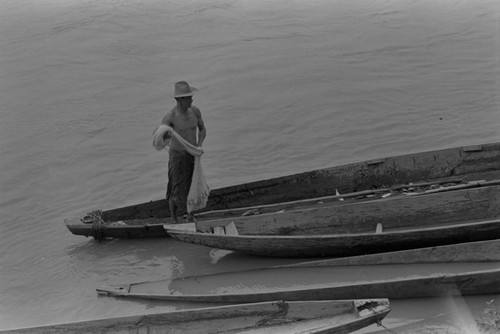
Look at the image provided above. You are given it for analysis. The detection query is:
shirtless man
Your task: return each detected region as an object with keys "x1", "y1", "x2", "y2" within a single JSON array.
[{"x1": 161, "y1": 81, "x2": 206, "y2": 223}]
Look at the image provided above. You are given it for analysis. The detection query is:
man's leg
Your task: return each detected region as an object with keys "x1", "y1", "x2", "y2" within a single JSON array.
[
  {"x1": 185, "y1": 212, "x2": 196, "y2": 222},
  {"x1": 166, "y1": 152, "x2": 180, "y2": 224},
  {"x1": 167, "y1": 150, "x2": 195, "y2": 223},
  {"x1": 169, "y1": 198, "x2": 179, "y2": 224}
]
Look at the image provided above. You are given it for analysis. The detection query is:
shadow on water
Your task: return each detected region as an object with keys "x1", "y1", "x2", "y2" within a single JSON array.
[
  {"x1": 205, "y1": 247, "x2": 311, "y2": 269},
  {"x1": 65, "y1": 238, "x2": 210, "y2": 279},
  {"x1": 63, "y1": 237, "x2": 318, "y2": 314},
  {"x1": 65, "y1": 236, "x2": 307, "y2": 277}
]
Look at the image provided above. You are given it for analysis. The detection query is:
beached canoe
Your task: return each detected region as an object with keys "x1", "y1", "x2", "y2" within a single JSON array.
[
  {"x1": 65, "y1": 142, "x2": 500, "y2": 240},
  {"x1": 96, "y1": 265, "x2": 500, "y2": 303},
  {"x1": 165, "y1": 185, "x2": 500, "y2": 257},
  {"x1": 0, "y1": 299, "x2": 390, "y2": 334}
]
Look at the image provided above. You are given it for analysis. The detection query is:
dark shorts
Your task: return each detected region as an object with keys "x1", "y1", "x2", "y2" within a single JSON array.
[{"x1": 166, "y1": 150, "x2": 195, "y2": 213}]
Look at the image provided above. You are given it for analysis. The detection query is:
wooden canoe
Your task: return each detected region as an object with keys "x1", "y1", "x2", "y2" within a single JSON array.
[
  {"x1": 167, "y1": 218, "x2": 500, "y2": 258},
  {"x1": 281, "y1": 239, "x2": 500, "y2": 266},
  {"x1": 165, "y1": 185, "x2": 500, "y2": 258},
  {"x1": 96, "y1": 265, "x2": 500, "y2": 303},
  {"x1": 65, "y1": 142, "x2": 500, "y2": 240},
  {"x1": 0, "y1": 299, "x2": 390, "y2": 334}
]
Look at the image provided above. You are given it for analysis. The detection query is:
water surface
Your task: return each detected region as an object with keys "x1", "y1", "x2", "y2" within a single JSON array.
[{"x1": 0, "y1": 0, "x2": 499, "y2": 331}]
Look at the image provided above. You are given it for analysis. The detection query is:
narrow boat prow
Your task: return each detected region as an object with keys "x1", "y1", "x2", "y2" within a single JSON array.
[{"x1": 96, "y1": 284, "x2": 130, "y2": 297}]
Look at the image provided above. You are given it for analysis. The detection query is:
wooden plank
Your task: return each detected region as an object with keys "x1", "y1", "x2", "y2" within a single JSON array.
[
  {"x1": 463, "y1": 144, "x2": 482, "y2": 152},
  {"x1": 408, "y1": 179, "x2": 500, "y2": 196},
  {"x1": 224, "y1": 221, "x2": 239, "y2": 236},
  {"x1": 366, "y1": 158, "x2": 385, "y2": 165},
  {"x1": 167, "y1": 222, "x2": 196, "y2": 231},
  {"x1": 213, "y1": 226, "x2": 225, "y2": 235}
]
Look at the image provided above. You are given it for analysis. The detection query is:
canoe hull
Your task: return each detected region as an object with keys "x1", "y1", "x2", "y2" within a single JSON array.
[
  {"x1": 65, "y1": 218, "x2": 169, "y2": 239},
  {"x1": 167, "y1": 219, "x2": 500, "y2": 258},
  {"x1": 107, "y1": 142, "x2": 500, "y2": 217},
  {"x1": 285, "y1": 240, "x2": 500, "y2": 266},
  {"x1": 97, "y1": 268, "x2": 500, "y2": 303},
  {"x1": 66, "y1": 142, "x2": 500, "y2": 239},
  {"x1": 196, "y1": 185, "x2": 500, "y2": 236},
  {"x1": 2, "y1": 300, "x2": 390, "y2": 334}
]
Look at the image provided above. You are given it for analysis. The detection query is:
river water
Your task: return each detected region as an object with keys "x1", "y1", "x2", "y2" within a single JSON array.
[{"x1": 0, "y1": 0, "x2": 499, "y2": 331}]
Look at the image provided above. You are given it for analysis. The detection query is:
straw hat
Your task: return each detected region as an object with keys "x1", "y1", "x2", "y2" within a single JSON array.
[{"x1": 173, "y1": 81, "x2": 198, "y2": 98}]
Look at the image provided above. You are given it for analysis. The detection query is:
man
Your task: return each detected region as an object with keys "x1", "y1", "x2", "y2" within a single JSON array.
[{"x1": 161, "y1": 81, "x2": 206, "y2": 223}]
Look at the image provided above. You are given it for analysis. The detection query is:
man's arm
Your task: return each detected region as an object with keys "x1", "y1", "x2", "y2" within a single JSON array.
[
  {"x1": 193, "y1": 107, "x2": 206, "y2": 147},
  {"x1": 160, "y1": 111, "x2": 174, "y2": 140}
]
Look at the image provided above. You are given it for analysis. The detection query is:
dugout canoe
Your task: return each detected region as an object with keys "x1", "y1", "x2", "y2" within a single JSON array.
[
  {"x1": 65, "y1": 142, "x2": 500, "y2": 240},
  {"x1": 165, "y1": 184, "x2": 500, "y2": 257},
  {"x1": 0, "y1": 299, "x2": 390, "y2": 334},
  {"x1": 96, "y1": 265, "x2": 500, "y2": 303},
  {"x1": 283, "y1": 239, "x2": 500, "y2": 266},
  {"x1": 167, "y1": 218, "x2": 500, "y2": 258}
]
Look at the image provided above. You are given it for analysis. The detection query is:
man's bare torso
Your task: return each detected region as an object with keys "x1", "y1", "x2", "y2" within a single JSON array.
[{"x1": 161, "y1": 106, "x2": 199, "y2": 150}]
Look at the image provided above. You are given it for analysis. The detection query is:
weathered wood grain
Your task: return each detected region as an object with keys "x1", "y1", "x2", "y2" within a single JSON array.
[
  {"x1": 195, "y1": 185, "x2": 500, "y2": 236},
  {"x1": 97, "y1": 267, "x2": 500, "y2": 303},
  {"x1": 66, "y1": 142, "x2": 500, "y2": 239},
  {"x1": 282, "y1": 240, "x2": 500, "y2": 266},
  {"x1": 2, "y1": 300, "x2": 390, "y2": 334}
]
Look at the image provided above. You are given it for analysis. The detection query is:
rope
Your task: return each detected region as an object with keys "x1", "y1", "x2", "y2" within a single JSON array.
[
  {"x1": 84, "y1": 210, "x2": 107, "y2": 241},
  {"x1": 377, "y1": 320, "x2": 399, "y2": 334}
]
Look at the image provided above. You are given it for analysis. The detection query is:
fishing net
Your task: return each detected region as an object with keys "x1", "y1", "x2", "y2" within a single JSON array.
[
  {"x1": 81, "y1": 210, "x2": 107, "y2": 241},
  {"x1": 153, "y1": 124, "x2": 210, "y2": 213}
]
